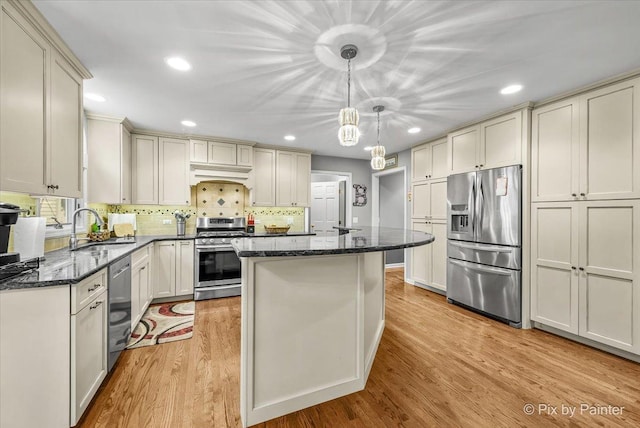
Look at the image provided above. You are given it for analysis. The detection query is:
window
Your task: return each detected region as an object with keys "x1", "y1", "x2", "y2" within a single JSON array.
[{"x1": 36, "y1": 196, "x2": 82, "y2": 236}]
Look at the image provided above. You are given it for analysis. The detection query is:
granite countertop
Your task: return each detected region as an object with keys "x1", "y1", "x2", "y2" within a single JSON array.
[
  {"x1": 246, "y1": 231, "x2": 316, "y2": 238},
  {"x1": 0, "y1": 235, "x2": 196, "y2": 291},
  {"x1": 232, "y1": 227, "x2": 434, "y2": 257}
]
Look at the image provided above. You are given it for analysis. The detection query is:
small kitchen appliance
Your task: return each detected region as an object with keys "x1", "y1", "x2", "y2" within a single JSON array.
[
  {"x1": 0, "y1": 203, "x2": 23, "y2": 267},
  {"x1": 195, "y1": 217, "x2": 246, "y2": 300}
]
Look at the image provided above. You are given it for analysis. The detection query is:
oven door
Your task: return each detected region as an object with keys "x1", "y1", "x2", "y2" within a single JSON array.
[{"x1": 196, "y1": 246, "x2": 241, "y2": 287}]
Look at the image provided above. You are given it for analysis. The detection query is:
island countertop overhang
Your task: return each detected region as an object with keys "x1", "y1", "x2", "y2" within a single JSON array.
[{"x1": 231, "y1": 227, "x2": 434, "y2": 257}]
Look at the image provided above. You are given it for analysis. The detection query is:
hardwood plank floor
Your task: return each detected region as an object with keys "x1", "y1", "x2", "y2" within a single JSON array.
[{"x1": 79, "y1": 269, "x2": 640, "y2": 427}]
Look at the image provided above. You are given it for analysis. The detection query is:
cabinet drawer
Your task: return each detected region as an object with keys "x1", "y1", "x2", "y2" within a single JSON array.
[
  {"x1": 131, "y1": 245, "x2": 150, "y2": 266},
  {"x1": 71, "y1": 269, "x2": 108, "y2": 314}
]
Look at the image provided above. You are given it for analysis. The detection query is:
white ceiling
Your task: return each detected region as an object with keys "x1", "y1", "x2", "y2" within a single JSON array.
[{"x1": 34, "y1": 0, "x2": 640, "y2": 159}]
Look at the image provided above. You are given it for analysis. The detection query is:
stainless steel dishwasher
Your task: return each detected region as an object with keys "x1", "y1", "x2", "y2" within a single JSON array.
[{"x1": 108, "y1": 256, "x2": 131, "y2": 372}]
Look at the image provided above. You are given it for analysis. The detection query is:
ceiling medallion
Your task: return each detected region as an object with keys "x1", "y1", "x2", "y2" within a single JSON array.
[
  {"x1": 371, "y1": 105, "x2": 386, "y2": 170},
  {"x1": 338, "y1": 44, "x2": 360, "y2": 147}
]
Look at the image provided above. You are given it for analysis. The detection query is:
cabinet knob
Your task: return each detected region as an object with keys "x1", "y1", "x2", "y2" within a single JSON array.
[
  {"x1": 571, "y1": 193, "x2": 577, "y2": 197},
  {"x1": 571, "y1": 266, "x2": 576, "y2": 270},
  {"x1": 141, "y1": 266, "x2": 146, "y2": 270},
  {"x1": 475, "y1": 165, "x2": 478, "y2": 168},
  {"x1": 580, "y1": 193, "x2": 586, "y2": 197},
  {"x1": 479, "y1": 165, "x2": 484, "y2": 168},
  {"x1": 579, "y1": 267, "x2": 585, "y2": 271}
]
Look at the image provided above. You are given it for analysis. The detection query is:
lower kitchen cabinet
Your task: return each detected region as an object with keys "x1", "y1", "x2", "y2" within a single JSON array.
[
  {"x1": 410, "y1": 220, "x2": 447, "y2": 292},
  {"x1": 154, "y1": 240, "x2": 194, "y2": 298},
  {"x1": 531, "y1": 200, "x2": 640, "y2": 354},
  {"x1": 71, "y1": 286, "x2": 108, "y2": 426}
]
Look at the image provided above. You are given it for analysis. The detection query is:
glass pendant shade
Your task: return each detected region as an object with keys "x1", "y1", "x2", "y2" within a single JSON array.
[
  {"x1": 371, "y1": 156, "x2": 385, "y2": 170},
  {"x1": 371, "y1": 144, "x2": 385, "y2": 158},
  {"x1": 338, "y1": 124, "x2": 360, "y2": 146},
  {"x1": 339, "y1": 107, "x2": 359, "y2": 127}
]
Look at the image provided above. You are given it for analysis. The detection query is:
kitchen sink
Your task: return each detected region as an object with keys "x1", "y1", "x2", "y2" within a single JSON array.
[{"x1": 74, "y1": 238, "x2": 136, "y2": 252}]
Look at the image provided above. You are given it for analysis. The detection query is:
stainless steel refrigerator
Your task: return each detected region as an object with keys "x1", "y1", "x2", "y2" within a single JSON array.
[{"x1": 446, "y1": 165, "x2": 522, "y2": 327}]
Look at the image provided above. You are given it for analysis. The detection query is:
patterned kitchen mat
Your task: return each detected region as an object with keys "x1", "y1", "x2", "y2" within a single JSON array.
[{"x1": 126, "y1": 301, "x2": 194, "y2": 349}]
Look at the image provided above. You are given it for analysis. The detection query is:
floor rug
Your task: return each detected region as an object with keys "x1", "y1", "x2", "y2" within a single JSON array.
[{"x1": 126, "y1": 301, "x2": 195, "y2": 349}]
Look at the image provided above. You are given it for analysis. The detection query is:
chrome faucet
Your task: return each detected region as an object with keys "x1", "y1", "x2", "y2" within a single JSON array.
[{"x1": 69, "y1": 208, "x2": 104, "y2": 251}]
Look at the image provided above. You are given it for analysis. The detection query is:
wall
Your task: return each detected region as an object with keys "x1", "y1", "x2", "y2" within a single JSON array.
[
  {"x1": 379, "y1": 171, "x2": 405, "y2": 264},
  {"x1": 311, "y1": 155, "x2": 372, "y2": 227}
]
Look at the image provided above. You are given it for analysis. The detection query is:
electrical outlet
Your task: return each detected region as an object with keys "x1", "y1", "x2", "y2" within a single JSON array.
[
  {"x1": 286, "y1": 217, "x2": 294, "y2": 225},
  {"x1": 163, "y1": 219, "x2": 172, "y2": 225},
  {"x1": 255, "y1": 219, "x2": 261, "y2": 224},
  {"x1": 352, "y1": 217, "x2": 358, "y2": 224}
]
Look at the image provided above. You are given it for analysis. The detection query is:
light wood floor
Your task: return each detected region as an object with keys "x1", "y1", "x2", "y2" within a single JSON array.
[{"x1": 80, "y1": 269, "x2": 640, "y2": 427}]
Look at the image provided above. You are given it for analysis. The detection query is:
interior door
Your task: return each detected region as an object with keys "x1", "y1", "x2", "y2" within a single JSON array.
[
  {"x1": 310, "y1": 182, "x2": 340, "y2": 234},
  {"x1": 475, "y1": 165, "x2": 521, "y2": 246}
]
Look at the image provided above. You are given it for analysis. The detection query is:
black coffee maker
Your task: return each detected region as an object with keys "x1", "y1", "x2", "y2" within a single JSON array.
[{"x1": 0, "y1": 203, "x2": 22, "y2": 267}]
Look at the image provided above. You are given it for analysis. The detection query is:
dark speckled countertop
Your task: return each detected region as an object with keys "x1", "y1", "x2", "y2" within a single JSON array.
[
  {"x1": 0, "y1": 235, "x2": 196, "y2": 291},
  {"x1": 232, "y1": 227, "x2": 434, "y2": 257}
]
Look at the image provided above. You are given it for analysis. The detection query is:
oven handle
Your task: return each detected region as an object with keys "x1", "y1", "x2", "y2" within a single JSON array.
[{"x1": 196, "y1": 246, "x2": 235, "y2": 252}]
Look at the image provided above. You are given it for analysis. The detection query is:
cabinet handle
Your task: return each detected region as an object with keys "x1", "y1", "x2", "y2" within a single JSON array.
[
  {"x1": 140, "y1": 266, "x2": 146, "y2": 270},
  {"x1": 578, "y1": 267, "x2": 585, "y2": 271},
  {"x1": 571, "y1": 193, "x2": 577, "y2": 197},
  {"x1": 571, "y1": 266, "x2": 576, "y2": 270},
  {"x1": 475, "y1": 165, "x2": 478, "y2": 169},
  {"x1": 580, "y1": 193, "x2": 586, "y2": 197},
  {"x1": 87, "y1": 284, "x2": 100, "y2": 292},
  {"x1": 89, "y1": 301, "x2": 103, "y2": 310}
]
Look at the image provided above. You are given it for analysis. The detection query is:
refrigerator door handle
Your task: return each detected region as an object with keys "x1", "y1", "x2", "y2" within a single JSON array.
[
  {"x1": 448, "y1": 241, "x2": 515, "y2": 253},
  {"x1": 471, "y1": 179, "x2": 476, "y2": 237},
  {"x1": 477, "y1": 178, "x2": 484, "y2": 238},
  {"x1": 449, "y1": 258, "x2": 514, "y2": 276}
]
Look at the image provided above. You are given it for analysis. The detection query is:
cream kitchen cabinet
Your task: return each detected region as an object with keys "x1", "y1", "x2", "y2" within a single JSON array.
[
  {"x1": 251, "y1": 148, "x2": 276, "y2": 206},
  {"x1": 531, "y1": 200, "x2": 640, "y2": 354},
  {"x1": 159, "y1": 137, "x2": 190, "y2": 205},
  {"x1": 71, "y1": 269, "x2": 109, "y2": 426},
  {"x1": 411, "y1": 138, "x2": 448, "y2": 182},
  {"x1": 447, "y1": 111, "x2": 523, "y2": 175},
  {"x1": 131, "y1": 245, "x2": 153, "y2": 329},
  {"x1": 532, "y1": 78, "x2": 640, "y2": 202},
  {"x1": 190, "y1": 139, "x2": 254, "y2": 168},
  {"x1": 154, "y1": 240, "x2": 194, "y2": 298},
  {"x1": 410, "y1": 220, "x2": 447, "y2": 292},
  {"x1": 132, "y1": 134, "x2": 159, "y2": 204},
  {"x1": 0, "y1": 1, "x2": 88, "y2": 198},
  {"x1": 411, "y1": 178, "x2": 447, "y2": 221},
  {"x1": 276, "y1": 150, "x2": 311, "y2": 207},
  {"x1": 87, "y1": 116, "x2": 132, "y2": 204}
]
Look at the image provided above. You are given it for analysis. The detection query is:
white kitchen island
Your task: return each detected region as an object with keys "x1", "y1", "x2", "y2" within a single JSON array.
[{"x1": 232, "y1": 227, "x2": 434, "y2": 427}]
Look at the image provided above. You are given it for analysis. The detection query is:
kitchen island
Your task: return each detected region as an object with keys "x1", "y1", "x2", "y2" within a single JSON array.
[{"x1": 232, "y1": 227, "x2": 434, "y2": 427}]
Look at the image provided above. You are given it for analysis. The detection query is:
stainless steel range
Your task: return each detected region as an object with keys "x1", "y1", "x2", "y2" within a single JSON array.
[{"x1": 194, "y1": 217, "x2": 246, "y2": 300}]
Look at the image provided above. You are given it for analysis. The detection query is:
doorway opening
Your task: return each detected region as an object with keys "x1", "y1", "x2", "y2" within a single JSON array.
[
  {"x1": 309, "y1": 171, "x2": 352, "y2": 235},
  {"x1": 372, "y1": 166, "x2": 407, "y2": 268}
]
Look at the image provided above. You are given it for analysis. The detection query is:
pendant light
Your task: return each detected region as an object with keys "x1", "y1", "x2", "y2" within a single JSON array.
[
  {"x1": 371, "y1": 105, "x2": 386, "y2": 170},
  {"x1": 338, "y1": 44, "x2": 360, "y2": 146}
]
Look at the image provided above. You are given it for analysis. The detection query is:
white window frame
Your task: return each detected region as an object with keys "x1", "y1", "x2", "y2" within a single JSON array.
[{"x1": 35, "y1": 197, "x2": 84, "y2": 238}]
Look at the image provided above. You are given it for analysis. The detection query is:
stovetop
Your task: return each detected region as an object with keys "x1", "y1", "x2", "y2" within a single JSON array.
[{"x1": 197, "y1": 230, "x2": 247, "y2": 238}]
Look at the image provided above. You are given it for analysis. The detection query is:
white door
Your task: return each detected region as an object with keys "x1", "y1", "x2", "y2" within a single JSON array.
[{"x1": 310, "y1": 182, "x2": 340, "y2": 233}]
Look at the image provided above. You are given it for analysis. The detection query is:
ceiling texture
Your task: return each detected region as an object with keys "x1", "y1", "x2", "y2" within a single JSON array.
[{"x1": 34, "y1": 0, "x2": 640, "y2": 159}]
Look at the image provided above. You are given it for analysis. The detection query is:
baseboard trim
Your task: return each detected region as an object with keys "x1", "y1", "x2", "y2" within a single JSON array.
[
  {"x1": 384, "y1": 263, "x2": 405, "y2": 269},
  {"x1": 412, "y1": 281, "x2": 446, "y2": 296}
]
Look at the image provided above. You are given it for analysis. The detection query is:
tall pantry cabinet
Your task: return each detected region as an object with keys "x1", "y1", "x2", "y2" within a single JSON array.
[{"x1": 531, "y1": 77, "x2": 640, "y2": 355}]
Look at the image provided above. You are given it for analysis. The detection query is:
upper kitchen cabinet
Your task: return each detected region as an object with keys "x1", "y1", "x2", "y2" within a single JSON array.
[
  {"x1": 532, "y1": 77, "x2": 640, "y2": 202},
  {"x1": 276, "y1": 150, "x2": 311, "y2": 207},
  {"x1": 447, "y1": 111, "x2": 523, "y2": 175},
  {"x1": 159, "y1": 137, "x2": 190, "y2": 205},
  {"x1": 0, "y1": 0, "x2": 90, "y2": 197},
  {"x1": 87, "y1": 116, "x2": 132, "y2": 204},
  {"x1": 131, "y1": 134, "x2": 159, "y2": 204},
  {"x1": 190, "y1": 139, "x2": 254, "y2": 169},
  {"x1": 250, "y1": 148, "x2": 276, "y2": 206},
  {"x1": 411, "y1": 138, "x2": 447, "y2": 182}
]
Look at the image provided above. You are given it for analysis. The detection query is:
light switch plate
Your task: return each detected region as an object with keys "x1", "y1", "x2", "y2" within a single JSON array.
[
  {"x1": 163, "y1": 219, "x2": 172, "y2": 225},
  {"x1": 286, "y1": 217, "x2": 294, "y2": 224},
  {"x1": 352, "y1": 217, "x2": 358, "y2": 224}
]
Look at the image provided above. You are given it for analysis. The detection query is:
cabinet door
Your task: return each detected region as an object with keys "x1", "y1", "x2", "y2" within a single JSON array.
[
  {"x1": 410, "y1": 221, "x2": 430, "y2": 285},
  {"x1": 251, "y1": 148, "x2": 276, "y2": 206},
  {"x1": 139, "y1": 260, "x2": 150, "y2": 314},
  {"x1": 411, "y1": 144, "x2": 430, "y2": 182},
  {"x1": 131, "y1": 263, "x2": 142, "y2": 328},
  {"x1": 429, "y1": 178, "x2": 448, "y2": 221},
  {"x1": 154, "y1": 241, "x2": 176, "y2": 298},
  {"x1": 430, "y1": 138, "x2": 448, "y2": 179},
  {"x1": 176, "y1": 240, "x2": 194, "y2": 296},
  {"x1": 448, "y1": 125, "x2": 479, "y2": 174},
  {"x1": 147, "y1": 244, "x2": 155, "y2": 302},
  {"x1": 0, "y1": 5, "x2": 48, "y2": 194},
  {"x1": 237, "y1": 144, "x2": 254, "y2": 167},
  {"x1": 132, "y1": 134, "x2": 159, "y2": 204},
  {"x1": 87, "y1": 118, "x2": 120, "y2": 203},
  {"x1": 578, "y1": 200, "x2": 640, "y2": 353},
  {"x1": 159, "y1": 137, "x2": 190, "y2": 205},
  {"x1": 276, "y1": 150, "x2": 295, "y2": 206},
  {"x1": 71, "y1": 290, "x2": 108, "y2": 425},
  {"x1": 580, "y1": 78, "x2": 640, "y2": 200},
  {"x1": 411, "y1": 182, "x2": 429, "y2": 219},
  {"x1": 294, "y1": 153, "x2": 311, "y2": 206},
  {"x1": 208, "y1": 141, "x2": 236, "y2": 165},
  {"x1": 531, "y1": 98, "x2": 580, "y2": 202},
  {"x1": 49, "y1": 51, "x2": 83, "y2": 198},
  {"x1": 121, "y1": 126, "x2": 132, "y2": 204},
  {"x1": 479, "y1": 111, "x2": 522, "y2": 170},
  {"x1": 190, "y1": 139, "x2": 208, "y2": 163},
  {"x1": 429, "y1": 221, "x2": 447, "y2": 291},
  {"x1": 530, "y1": 203, "x2": 579, "y2": 334}
]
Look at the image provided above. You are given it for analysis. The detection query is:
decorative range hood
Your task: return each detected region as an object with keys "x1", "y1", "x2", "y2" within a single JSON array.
[{"x1": 190, "y1": 163, "x2": 253, "y2": 189}]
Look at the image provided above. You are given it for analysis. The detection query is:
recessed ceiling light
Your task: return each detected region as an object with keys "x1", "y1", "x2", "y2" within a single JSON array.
[
  {"x1": 408, "y1": 127, "x2": 421, "y2": 134},
  {"x1": 284, "y1": 135, "x2": 296, "y2": 141},
  {"x1": 500, "y1": 84, "x2": 523, "y2": 95},
  {"x1": 181, "y1": 120, "x2": 196, "y2": 127},
  {"x1": 364, "y1": 146, "x2": 373, "y2": 151},
  {"x1": 84, "y1": 93, "x2": 106, "y2": 102},
  {"x1": 165, "y1": 57, "x2": 192, "y2": 71}
]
